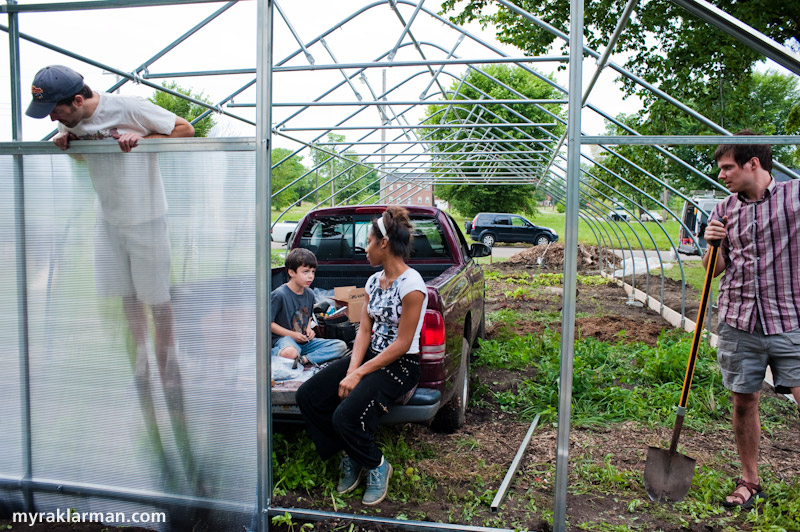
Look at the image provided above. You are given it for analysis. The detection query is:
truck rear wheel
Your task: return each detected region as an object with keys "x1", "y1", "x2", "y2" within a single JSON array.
[{"x1": 431, "y1": 338, "x2": 469, "y2": 432}]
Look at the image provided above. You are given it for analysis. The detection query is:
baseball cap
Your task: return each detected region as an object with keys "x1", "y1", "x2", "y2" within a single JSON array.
[{"x1": 26, "y1": 65, "x2": 85, "y2": 119}]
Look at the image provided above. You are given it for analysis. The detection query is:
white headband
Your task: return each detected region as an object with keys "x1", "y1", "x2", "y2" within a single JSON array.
[{"x1": 376, "y1": 216, "x2": 388, "y2": 239}]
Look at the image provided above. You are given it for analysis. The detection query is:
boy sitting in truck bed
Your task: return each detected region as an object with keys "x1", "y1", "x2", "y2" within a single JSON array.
[{"x1": 271, "y1": 248, "x2": 347, "y2": 368}]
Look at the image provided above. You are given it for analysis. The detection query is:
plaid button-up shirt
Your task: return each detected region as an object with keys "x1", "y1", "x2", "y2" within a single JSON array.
[{"x1": 712, "y1": 179, "x2": 800, "y2": 334}]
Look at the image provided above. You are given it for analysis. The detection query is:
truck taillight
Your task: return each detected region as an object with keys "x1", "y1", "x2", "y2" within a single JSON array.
[{"x1": 419, "y1": 309, "x2": 445, "y2": 361}]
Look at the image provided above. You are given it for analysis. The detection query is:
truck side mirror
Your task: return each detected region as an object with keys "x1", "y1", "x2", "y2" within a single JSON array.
[{"x1": 469, "y1": 243, "x2": 491, "y2": 258}]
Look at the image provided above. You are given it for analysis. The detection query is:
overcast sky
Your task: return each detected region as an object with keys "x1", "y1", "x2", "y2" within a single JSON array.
[{"x1": 2, "y1": 0, "x2": 645, "y2": 145}]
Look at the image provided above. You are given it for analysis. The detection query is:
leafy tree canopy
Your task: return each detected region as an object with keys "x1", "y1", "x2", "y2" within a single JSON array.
[
  {"x1": 150, "y1": 82, "x2": 216, "y2": 137},
  {"x1": 421, "y1": 64, "x2": 566, "y2": 217},
  {"x1": 594, "y1": 69, "x2": 800, "y2": 205},
  {"x1": 272, "y1": 148, "x2": 308, "y2": 210},
  {"x1": 442, "y1": 0, "x2": 800, "y2": 111},
  {"x1": 311, "y1": 133, "x2": 380, "y2": 205}
]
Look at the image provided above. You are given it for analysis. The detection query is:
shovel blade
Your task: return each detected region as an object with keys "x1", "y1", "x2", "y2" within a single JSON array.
[{"x1": 644, "y1": 446, "x2": 696, "y2": 502}]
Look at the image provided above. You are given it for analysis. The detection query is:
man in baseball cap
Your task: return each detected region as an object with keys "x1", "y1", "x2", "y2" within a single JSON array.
[
  {"x1": 25, "y1": 65, "x2": 85, "y2": 119},
  {"x1": 25, "y1": 64, "x2": 206, "y2": 506}
]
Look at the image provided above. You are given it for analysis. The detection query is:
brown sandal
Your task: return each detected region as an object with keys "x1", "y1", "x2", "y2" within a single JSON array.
[{"x1": 722, "y1": 478, "x2": 764, "y2": 509}]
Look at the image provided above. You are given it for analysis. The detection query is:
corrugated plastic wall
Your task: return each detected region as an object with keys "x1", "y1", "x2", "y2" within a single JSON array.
[{"x1": 1, "y1": 150, "x2": 258, "y2": 530}]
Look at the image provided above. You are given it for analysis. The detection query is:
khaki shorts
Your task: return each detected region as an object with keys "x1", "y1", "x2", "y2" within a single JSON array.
[
  {"x1": 94, "y1": 217, "x2": 171, "y2": 306},
  {"x1": 717, "y1": 321, "x2": 800, "y2": 394}
]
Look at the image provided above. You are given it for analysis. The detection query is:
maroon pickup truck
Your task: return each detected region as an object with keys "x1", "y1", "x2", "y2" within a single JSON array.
[{"x1": 271, "y1": 205, "x2": 490, "y2": 431}]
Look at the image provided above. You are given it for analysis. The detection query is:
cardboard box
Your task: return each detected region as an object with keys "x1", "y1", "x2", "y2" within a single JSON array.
[{"x1": 334, "y1": 286, "x2": 367, "y2": 322}]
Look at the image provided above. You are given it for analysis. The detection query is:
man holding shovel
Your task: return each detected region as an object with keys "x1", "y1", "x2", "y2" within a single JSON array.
[{"x1": 704, "y1": 130, "x2": 800, "y2": 508}]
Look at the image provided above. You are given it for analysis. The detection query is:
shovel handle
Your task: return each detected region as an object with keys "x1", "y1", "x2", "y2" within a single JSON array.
[
  {"x1": 677, "y1": 239, "x2": 721, "y2": 409},
  {"x1": 669, "y1": 410, "x2": 686, "y2": 453}
]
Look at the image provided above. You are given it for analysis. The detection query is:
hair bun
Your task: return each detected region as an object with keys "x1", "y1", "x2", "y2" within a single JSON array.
[{"x1": 379, "y1": 206, "x2": 414, "y2": 259}]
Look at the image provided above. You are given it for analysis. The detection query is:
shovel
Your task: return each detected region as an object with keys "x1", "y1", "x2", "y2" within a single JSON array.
[{"x1": 644, "y1": 237, "x2": 721, "y2": 502}]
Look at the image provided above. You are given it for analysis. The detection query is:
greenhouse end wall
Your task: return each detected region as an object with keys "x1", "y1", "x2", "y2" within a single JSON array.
[{"x1": 1, "y1": 147, "x2": 259, "y2": 531}]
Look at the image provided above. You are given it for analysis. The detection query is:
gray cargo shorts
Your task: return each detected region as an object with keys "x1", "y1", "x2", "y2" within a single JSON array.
[{"x1": 716, "y1": 321, "x2": 800, "y2": 394}]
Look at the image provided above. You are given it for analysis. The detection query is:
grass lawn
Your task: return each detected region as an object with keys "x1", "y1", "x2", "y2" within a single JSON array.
[
  {"x1": 271, "y1": 202, "x2": 315, "y2": 223},
  {"x1": 663, "y1": 256, "x2": 722, "y2": 294}
]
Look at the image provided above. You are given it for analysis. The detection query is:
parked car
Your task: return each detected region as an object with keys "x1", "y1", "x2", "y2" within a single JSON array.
[
  {"x1": 641, "y1": 210, "x2": 663, "y2": 222},
  {"x1": 272, "y1": 205, "x2": 490, "y2": 431},
  {"x1": 608, "y1": 209, "x2": 629, "y2": 222},
  {"x1": 270, "y1": 220, "x2": 298, "y2": 243},
  {"x1": 465, "y1": 212, "x2": 558, "y2": 247}
]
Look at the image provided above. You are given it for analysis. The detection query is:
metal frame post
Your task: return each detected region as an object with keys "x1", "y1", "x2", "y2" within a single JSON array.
[
  {"x1": 8, "y1": 0, "x2": 34, "y2": 512},
  {"x1": 553, "y1": 0, "x2": 583, "y2": 529},
  {"x1": 255, "y1": 0, "x2": 274, "y2": 530}
]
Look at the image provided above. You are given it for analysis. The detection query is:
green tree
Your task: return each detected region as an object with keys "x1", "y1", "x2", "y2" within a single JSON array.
[
  {"x1": 310, "y1": 133, "x2": 379, "y2": 205},
  {"x1": 150, "y1": 82, "x2": 216, "y2": 137},
  {"x1": 596, "y1": 70, "x2": 800, "y2": 200},
  {"x1": 421, "y1": 64, "x2": 566, "y2": 217},
  {"x1": 271, "y1": 148, "x2": 308, "y2": 209},
  {"x1": 442, "y1": 0, "x2": 800, "y2": 111}
]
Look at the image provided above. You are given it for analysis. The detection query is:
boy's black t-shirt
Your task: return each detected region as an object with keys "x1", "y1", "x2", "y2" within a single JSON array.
[{"x1": 270, "y1": 283, "x2": 315, "y2": 347}]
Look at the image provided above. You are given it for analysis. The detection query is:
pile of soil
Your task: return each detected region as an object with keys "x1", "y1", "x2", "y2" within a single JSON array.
[{"x1": 495, "y1": 242, "x2": 620, "y2": 274}]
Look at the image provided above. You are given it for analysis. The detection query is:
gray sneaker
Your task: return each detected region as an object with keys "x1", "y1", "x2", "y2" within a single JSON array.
[
  {"x1": 362, "y1": 459, "x2": 393, "y2": 506},
  {"x1": 336, "y1": 455, "x2": 364, "y2": 494}
]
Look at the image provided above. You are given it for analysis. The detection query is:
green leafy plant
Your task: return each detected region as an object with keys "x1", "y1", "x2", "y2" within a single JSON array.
[
  {"x1": 272, "y1": 512, "x2": 314, "y2": 532},
  {"x1": 472, "y1": 328, "x2": 735, "y2": 429},
  {"x1": 272, "y1": 432, "x2": 336, "y2": 494}
]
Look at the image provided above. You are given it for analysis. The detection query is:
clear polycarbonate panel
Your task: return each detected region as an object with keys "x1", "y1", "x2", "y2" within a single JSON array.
[
  {"x1": 0, "y1": 149, "x2": 257, "y2": 530},
  {"x1": 0, "y1": 156, "x2": 23, "y2": 481}
]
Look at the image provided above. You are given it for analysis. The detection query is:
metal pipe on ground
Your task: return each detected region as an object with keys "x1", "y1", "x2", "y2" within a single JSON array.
[{"x1": 490, "y1": 413, "x2": 541, "y2": 513}]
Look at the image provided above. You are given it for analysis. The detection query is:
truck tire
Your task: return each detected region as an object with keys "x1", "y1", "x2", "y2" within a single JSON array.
[
  {"x1": 535, "y1": 235, "x2": 551, "y2": 246},
  {"x1": 284, "y1": 232, "x2": 293, "y2": 244},
  {"x1": 481, "y1": 233, "x2": 495, "y2": 247},
  {"x1": 431, "y1": 338, "x2": 469, "y2": 433}
]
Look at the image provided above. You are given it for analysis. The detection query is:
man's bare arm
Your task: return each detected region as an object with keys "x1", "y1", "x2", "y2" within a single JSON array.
[{"x1": 116, "y1": 117, "x2": 195, "y2": 152}]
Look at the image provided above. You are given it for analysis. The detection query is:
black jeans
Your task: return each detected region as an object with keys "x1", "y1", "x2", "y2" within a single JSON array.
[{"x1": 297, "y1": 349, "x2": 420, "y2": 469}]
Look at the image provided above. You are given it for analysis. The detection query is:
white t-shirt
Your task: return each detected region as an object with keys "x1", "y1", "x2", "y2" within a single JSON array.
[
  {"x1": 365, "y1": 267, "x2": 428, "y2": 354},
  {"x1": 60, "y1": 93, "x2": 177, "y2": 226}
]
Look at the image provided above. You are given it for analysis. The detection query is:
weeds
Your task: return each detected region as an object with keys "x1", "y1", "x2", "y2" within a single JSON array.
[
  {"x1": 473, "y1": 328, "x2": 737, "y2": 430},
  {"x1": 486, "y1": 270, "x2": 612, "y2": 288},
  {"x1": 574, "y1": 455, "x2": 640, "y2": 495},
  {"x1": 272, "y1": 512, "x2": 314, "y2": 532},
  {"x1": 273, "y1": 432, "x2": 337, "y2": 495}
]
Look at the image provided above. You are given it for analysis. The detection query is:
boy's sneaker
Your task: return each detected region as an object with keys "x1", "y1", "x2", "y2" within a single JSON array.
[
  {"x1": 362, "y1": 459, "x2": 393, "y2": 506},
  {"x1": 337, "y1": 455, "x2": 364, "y2": 494}
]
